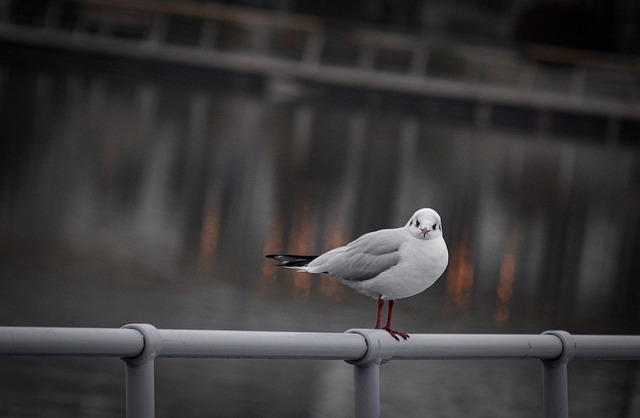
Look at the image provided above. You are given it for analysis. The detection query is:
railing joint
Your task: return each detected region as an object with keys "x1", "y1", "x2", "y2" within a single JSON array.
[
  {"x1": 121, "y1": 323, "x2": 162, "y2": 366},
  {"x1": 540, "y1": 331, "x2": 574, "y2": 418},
  {"x1": 344, "y1": 329, "x2": 395, "y2": 366},
  {"x1": 541, "y1": 330, "x2": 576, "y2": 367},
  {"x1": 121, "y1": 324, "x2": 160, "y2": 418}
]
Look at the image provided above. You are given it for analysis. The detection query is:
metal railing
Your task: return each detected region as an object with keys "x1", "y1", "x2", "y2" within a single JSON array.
[{"x1": 1, "y1": 325, "x2": 639, "y2": 418}]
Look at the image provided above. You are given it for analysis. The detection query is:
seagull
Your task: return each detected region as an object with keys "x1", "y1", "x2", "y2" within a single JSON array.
[{"x1": 266, "y1": 208, "x2": 449, "y2": 340}]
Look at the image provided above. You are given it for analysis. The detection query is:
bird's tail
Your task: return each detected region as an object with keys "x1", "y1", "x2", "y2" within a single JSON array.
[{"x1": 265, "y1": 254, "x2": 318, "y2": 267}]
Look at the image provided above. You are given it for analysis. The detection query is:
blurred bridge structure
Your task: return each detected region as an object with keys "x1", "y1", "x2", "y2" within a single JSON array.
[{"x1": 0, "y1": 0, "x2": 639, "y2": 146}]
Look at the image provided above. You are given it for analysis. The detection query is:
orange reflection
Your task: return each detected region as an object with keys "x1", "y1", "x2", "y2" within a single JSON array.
[
  {"x1": 288, "y1": 198, "x2": 318, "y2": 300},
  {"x1": 101, "y1": 140, "x2": 119, "y2": 189},
  {"x1": 317, "y1": 217, "x2": 348, "y2": 300},
  {"x1": 197, "y1": 195, "x2": 220, "y2": 268},
  {"x1": 318, "y1": 277, "x2": 343, "y2": 299},
  {"x1": 445, "y1": 229, "x2": 474, "y2": 312},
  {"x1": 260, "y1": 213, "x2": 284, "y2": 286},
  {"x1": 288, "y1": 198, "x2": 318, "y2": 255},
  {"x1": 293, "y1": 274, "x2": 312, "y2": 299},
  {"x1": 495, "y1": 228, "x2": 518, "y2": 326}
]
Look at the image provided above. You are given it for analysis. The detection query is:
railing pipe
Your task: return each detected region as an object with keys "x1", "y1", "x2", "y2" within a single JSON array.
[
  {"x1": 542, "y1": 359, "x2": 569, "y2": 418},
  {"x1": 376, "y1": 333, "x2": 564, "y2": 360},
  {"x1": 353, "y1": 362, "x2": 380, "y2": 418},
  {"x1": 125, "y1": 360, "x2": 155, "y2": 418},
  {"x1": 157, "y1": 329, "x2": 367, "y2": 359},
  {"x1": 2, "y1": 327, "x2": 640, "y2": 361},
  {"x1": 345, "y1": 330, "x2": 392, "y2": 418},
  {"x1": 2, "y1": 326, "x2": 640, "y2": 418},
  {"x1": 0, "y1": 326, "x2": 143, "y2": 357},
  {"x1": 122, "y1": 324, "x2": 162, "y2": 418},
  {"x1": 541, "y1": 331, "x2": 575, "y2": 418},
  {"x1": 572, "y1": 335, "x2": 640, "y2": 359}
]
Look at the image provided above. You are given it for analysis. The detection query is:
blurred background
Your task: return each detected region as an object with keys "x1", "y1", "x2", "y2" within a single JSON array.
[{"x1": 0, "y1": 0, "x2": 639, "y2": 416}]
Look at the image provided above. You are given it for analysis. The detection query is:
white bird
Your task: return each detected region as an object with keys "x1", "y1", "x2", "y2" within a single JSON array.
[{"x1": 266, "y1": 208, "x2": 449, "y2": 340}]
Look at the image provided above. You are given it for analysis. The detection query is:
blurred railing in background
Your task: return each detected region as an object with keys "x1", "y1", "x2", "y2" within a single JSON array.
[{"x1": 0, "y1": 0, "x2": 638, "y2": 145}]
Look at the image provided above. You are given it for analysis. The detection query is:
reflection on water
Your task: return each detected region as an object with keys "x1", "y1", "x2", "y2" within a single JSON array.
[
  {"x1": 445, "y1": 228, "x2": 474, "y2": 312},
  {"x1": 495, "y1": 227, "x2": 518, "y2": 326},
  {"x1": 0, "y1": 52, "x2": 639, "y2": 417}
]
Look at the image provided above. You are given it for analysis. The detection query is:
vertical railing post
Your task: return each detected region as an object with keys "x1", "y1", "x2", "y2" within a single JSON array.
[
  {"x1": 353, "y1": 361, "x2": 380, "y2": 418},
  {"x1": 541, "y1": 331, "x2": 576, "y2": 418},
  {"x1": 125, "y1": 357, "x2": 156, "y2": 418},
  {"x1": 121, "y1": 324, "x2": 162, "y2": 418},
  {"x1": 346, "y1": 329, "x2": 397, "y2": 418}
]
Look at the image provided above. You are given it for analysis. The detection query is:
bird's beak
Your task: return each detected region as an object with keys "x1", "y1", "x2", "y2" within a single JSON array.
[{"x1": 420, "y1": 227, "x2": 430, "y2": 237}]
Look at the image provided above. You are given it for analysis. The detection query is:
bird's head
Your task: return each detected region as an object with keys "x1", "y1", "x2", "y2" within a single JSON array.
[{"x1": 406, "y1": 208, "x2": 443, "y2": 240}]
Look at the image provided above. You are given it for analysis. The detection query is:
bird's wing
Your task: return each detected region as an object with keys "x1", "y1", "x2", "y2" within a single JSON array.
[{"x1": 307, "y1": 228, "x2": 405, "y2": 282}]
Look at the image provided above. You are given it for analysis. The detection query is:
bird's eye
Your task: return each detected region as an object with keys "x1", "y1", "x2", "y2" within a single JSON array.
[
  {"x1": 432, "y1": 223, "x2": 437, "y2": 230},
  {"x1": 416, "y1": 220, "x2": 420, "y2": 228}
]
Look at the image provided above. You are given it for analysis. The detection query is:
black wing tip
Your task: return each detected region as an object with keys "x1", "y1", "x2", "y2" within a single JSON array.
[
  {"x1": 265, "y1": 254, "x2": 318, "y2": 267},
  {"x1": 265, "y1": 254, "x2": 317, "y2": 259}
]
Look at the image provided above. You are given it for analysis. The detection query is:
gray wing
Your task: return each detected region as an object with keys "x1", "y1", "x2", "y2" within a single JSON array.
[{"x1": 307, "y1": 228, "x2": 405, "y2": 282}]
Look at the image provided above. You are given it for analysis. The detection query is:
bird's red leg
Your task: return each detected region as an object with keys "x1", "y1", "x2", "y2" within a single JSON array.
[
  {"x1": 383, "y1": 300, "x2": 409, "y2": 340},
  {"x1": 375, "y1": 296, "x2": 384, "y2": 329}
]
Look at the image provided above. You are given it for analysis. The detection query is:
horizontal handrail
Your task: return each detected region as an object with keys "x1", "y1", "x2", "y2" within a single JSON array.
[
  {"x1": 0, "y1": 326, "x2": 143, "y2": 357},
  {"x1": 1, "y1": 326, "x2": 639, "y2": 361},
  {"x1": 572, "y1": 335, "x2": 640, "y2": 359},
  {"x1": 2, "y1": 326, "x2": 639, "y2": 418},
  {"x1": 158, "y1": 329, "x2": 366, "y2": 359}
]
